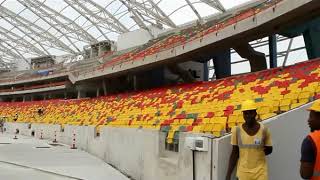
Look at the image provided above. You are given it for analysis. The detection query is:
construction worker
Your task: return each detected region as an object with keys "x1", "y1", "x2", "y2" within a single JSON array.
[
  {"x1": 226, "y1": 100, "x2": 273, "y2": 180},
  {"x1": 300, "y1": 100, "x2": 320, "y2": 179},
  {"x1": 0, "y1": 117, "x2": 4, "y2": 133}
]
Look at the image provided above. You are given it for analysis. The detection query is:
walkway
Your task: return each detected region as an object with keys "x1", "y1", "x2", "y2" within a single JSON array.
[{"x1": 0, "y1": 133, "x2": 129, "y2": 180}]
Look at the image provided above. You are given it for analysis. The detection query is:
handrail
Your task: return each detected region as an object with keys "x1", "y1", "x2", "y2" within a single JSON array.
[{"x1": 0, "y1": 81, "x2": 68, "y2": 93}]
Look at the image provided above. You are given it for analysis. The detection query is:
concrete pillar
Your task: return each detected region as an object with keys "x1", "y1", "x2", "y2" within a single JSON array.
[
  {"x1": 280, "y1": 17, "x2": 320, "y2": 60},
  {"x1": 150, "y1": 68, "x2": 164, "y2": 88},
  {"x1": 268, "y1": 35, "x2": 278, "y2": 68},
  {"x1": 77, "y1": 90, "x2": 86, "y2": 99},
  {"x1": 30, "y1": 95, "x2": 34, "y2": 101},
  {"x1": 96, "y1": 88, "x2": 100, "y2": 97},
  {"x1": 203, "y1": 61, "x2": 209, "y2": 81},
  {"x1": 23, "y1": 96, "x2": 26, "y2": 102},
  {"x1": 303, "y1": 26, "x2": 320, "y2": 59},
  {"x1": 213, "y1": 49, "x2": 231, "y2": 79},
  {"x1": 133, "y1": 75, "x2": 137, "y2": 91},
  {"x1": 77, "y1": 90, "x2": 81, "y2": 99},
  {"x1": 64, "y1": 91, "x2": 67, "y2": 99},
  {"x1": 102, "y1": 80, "x2": 107, "y2": 96}
]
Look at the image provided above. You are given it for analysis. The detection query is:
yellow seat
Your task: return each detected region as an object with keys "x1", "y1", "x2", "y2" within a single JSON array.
[
  {"x1": 192, "y1": 125, "x2": 202, "y2": 133},
  {"x1": 260, "y1": 113, "x2": 277, "y2": 120},
  {"x1": 228, "y1": 115, "x2": 237, "y2": 125},
  {"x1": 279, "y1": 99, "x2": 292, "y2": 112},
  {"x1": 291, "y1": 102, "x2": 305, "y2": 109},
  {"x1": 203, "y1": 124, "x2": 213, "y2": 133}
]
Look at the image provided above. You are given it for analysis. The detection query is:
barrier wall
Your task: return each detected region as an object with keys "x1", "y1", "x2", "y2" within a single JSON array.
[
  {"x1": 4, "y1": 103, "x2": 312, "y2": 180},
  {"x1": 4, "y1": 122, "x2": 215, "y2": 180},
  {"x1": 213, "y1": 103, "x2": 311, "y2": 180}
]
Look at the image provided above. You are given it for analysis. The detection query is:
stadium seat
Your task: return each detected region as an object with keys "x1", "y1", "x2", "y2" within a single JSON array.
[{"x1": 1, "y1": 59, "x2": 320, "y2": 143}]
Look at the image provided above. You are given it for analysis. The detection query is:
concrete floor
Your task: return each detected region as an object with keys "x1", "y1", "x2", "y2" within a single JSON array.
[{"x1": 0, "y1": 133, "x2": 130, "y2": 180}]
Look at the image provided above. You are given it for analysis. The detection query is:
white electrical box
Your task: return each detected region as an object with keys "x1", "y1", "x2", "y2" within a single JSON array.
[
  {"x1": 185, "y1": 136, "x2": 209, "y2": 151},
  {"x1": 195, "y1": 137, "x2": 209, "y2": 152}
]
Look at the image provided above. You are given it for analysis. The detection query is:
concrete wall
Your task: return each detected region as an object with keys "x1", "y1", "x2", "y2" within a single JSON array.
[
  {"x1": 4, "y1": 122, "x2": 214, "y2": 180},
  {"x1": 213, "y1": 103, "x2": 312, "y2": 180},
  {"x1": 4, "y1": 103, "x2": 313, "y2": 180},
  {"x1": 117, "y1": 29, "x2": 152, "y2": 51}
]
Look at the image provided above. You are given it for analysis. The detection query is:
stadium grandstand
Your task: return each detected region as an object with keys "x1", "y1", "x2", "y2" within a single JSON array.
[{"x1": 0, "y1": 0, "x2": 320, "y2": 179}]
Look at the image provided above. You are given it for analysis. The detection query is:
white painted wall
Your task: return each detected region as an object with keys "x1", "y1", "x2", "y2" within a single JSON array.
[
  {"x1": 117, "y1": 25, "x2": 167, "y2": 51},
  {"x1": 117, "y1": 29, "x2": 152, "y2": 51},
  {"x1": 213, "y1": 103, "x2": 312, "y2": 180},
  {"x1": 4, "y1": 122, "x2": 213, "y2": 180},
  {"x1": 4, "y1": 102, "x2": 313, "y2": 180}
]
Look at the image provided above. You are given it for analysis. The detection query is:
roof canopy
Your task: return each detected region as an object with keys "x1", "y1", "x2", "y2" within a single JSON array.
[{"x1": 0, "y1": 0, "x2": 250, "y2": 68}]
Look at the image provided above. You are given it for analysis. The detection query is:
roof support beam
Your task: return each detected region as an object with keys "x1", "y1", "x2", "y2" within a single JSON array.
[
  {"x1": 126, "y1": 0, "x2": 177, "y2": 28},
  {"x1": 0, "y1": 5, "x2": 76, "y2": 54},
  {"x1": 20, "y1": 0, "x2": 97, "y2": 43},
  {"x1": 0, "y1": 8, "x2": 50, "y2": 55},
  {"x1": 0, "y1": 58, "x2": 11, "y2": 69},
  {"x1": 200, "y1": 0, "x2": 226, "y2": 12},
  {"x1": 63, "y1": 0, "x2": 110, "y2": 40},
  {"x1": 0, "y1": 41, "x2": 30, "y2": 65},
  {"x1": 77, "y1": 0, "x2": 129, "y2": 32},
  {"x1": 119, "y1": 0, "x2": 146, "y2": 30},
  {"x1": 119, "y1": 0, "x2": 154, "y2": 37},
  {"x1": 18, "y1": 0, "x2": 81, "y2": 53},
  {"x1": 0, "y1": 26, "x2": 45, "y2": 56},
  {"x1": 185, "y1": 0, "x2": 203, "y2": 23}
]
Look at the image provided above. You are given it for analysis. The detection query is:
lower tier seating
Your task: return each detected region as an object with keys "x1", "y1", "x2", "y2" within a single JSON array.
[{"x1": 1, "y1": 59, "x2": 320, "y2": 145}]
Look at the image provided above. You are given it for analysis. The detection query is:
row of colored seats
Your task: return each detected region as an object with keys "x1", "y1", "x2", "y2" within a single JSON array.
[{"x1": 1, "y1": 59, "x2": 320, "y2": 145}]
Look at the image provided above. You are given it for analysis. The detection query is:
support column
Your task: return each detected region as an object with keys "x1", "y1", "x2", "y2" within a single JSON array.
[
  {"x1": 303, "y1": 26, "x2": 320, "y2": 59},
  {"x1": 23, "y1": 96, "x2": 26, "y2": 102},
  {"x1": 64, "y1": 91, "x2": 67, "y2": 99},
  {"x1": 213, "y1": 49, "x2": 231, "y2": 79},
  {"x1": 133, "y1": 75, "x2": 137, "y2": 91},
  {"x1": 203, "y1": 61, "x2": 209, "y2": 81},
  {"x1": 96, "y1": 88, "x2": 100, "y2": 97},
  {"x1": 77, "y1": 90, "x2": 81, "y2": 99},
  {"x1": 268, "y1": 35, "x2": 278, "y2": 68},
  {"x1": 102, "y1": 80, "x2": 107, "y2": 96},
  {"x1": 150, "y1": 68, "x2": 164, "y2": 88},
  {"x1": 77, "y1": 89, "x2": 86, "y2": 99}
]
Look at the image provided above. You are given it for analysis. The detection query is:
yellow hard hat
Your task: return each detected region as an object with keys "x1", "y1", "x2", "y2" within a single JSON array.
[
  {"x1": 241, "y1": 100, "x2": 257, "y2": 111},
  {"x1": 307, "y1": 100, "x2": 320, "y2": 112}
]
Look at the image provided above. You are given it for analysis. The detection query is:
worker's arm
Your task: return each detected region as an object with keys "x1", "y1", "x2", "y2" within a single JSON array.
[
  {"x1": 264, "y1": 146, "x2": 273, "y2": 156},
  {"x1": 300, "y1": 161, "x2": 314, "y2": 179},
  {"x1": 226, "y1": 145, "x2": 239, "y2": 180},
  {"x1": 300, "y1": 136, "x2": 315, "y2": 179},
  {"x1": 264, "y1": 127, "x2": 273, "y2": 156}
]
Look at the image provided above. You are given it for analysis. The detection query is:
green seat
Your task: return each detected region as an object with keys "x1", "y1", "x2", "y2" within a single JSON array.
[
  {"x1": 186, "y1": 113, "x2": 198, "y2": 119},
  {"x1": 160, "y1": 125, "x2": 170, "y2": 132}
]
